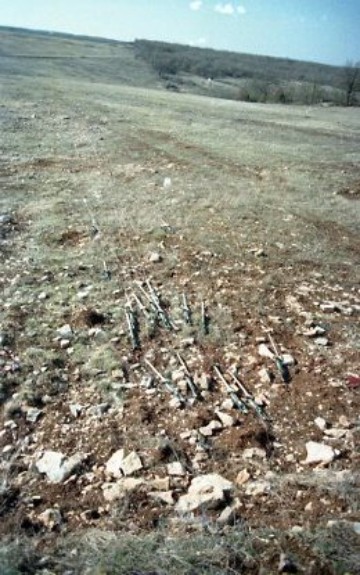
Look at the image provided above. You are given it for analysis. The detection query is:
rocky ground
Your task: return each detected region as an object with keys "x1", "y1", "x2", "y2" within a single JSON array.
[
  {"x1": 1, "y1": 207, "x2": 360, "y2": 572},
  {"x1": 0, "y1": 84, "x2": 359, "y2": 574}
]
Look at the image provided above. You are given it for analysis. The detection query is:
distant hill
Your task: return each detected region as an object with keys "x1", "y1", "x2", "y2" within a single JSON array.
[
  {"x1": 0, "y1": 26, "x2": 159, "y2": 87},
  {"x1": 134, "y1": 39, "x2": 359, "y2": 105},
  {"x1": 0, "y1": 26, "x2": 358, "y2": 105},
  {"x1": 134, "y1": 39, "x2": 345, "y2": 87}
]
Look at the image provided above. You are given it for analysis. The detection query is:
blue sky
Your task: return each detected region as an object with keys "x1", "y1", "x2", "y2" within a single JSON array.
[{"x1": 1, "y1": 0, "x2": 359, "y2": 65}]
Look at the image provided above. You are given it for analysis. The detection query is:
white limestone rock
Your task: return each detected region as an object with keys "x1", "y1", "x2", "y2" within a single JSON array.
[
  {"x1": 105, "y1": 449, "x2": 143, "y2": 477},
  {"x1": 258, "y1": 344, "x2": 274, "y2": 360},
  {"x1": 304, "y1": 441, "x2": 337, "y2": 465},
  {"x1": 236, "y1": 469, "x2": 251, "y2": 486},
  {"x1": 122, "y1": 451, "x2": 143, "y2": 476},
  {"x1": 242, "y1": 447, "x2": 267, "y2": 460},
  {"x1": 56, "y1": 324, "x2": 73, "y2": 339},
  {"x1": 215, "y1": 410, "x2": 235, "y2": 428},
  {"x1": 35, "y1": 450, "x2": 86, "y2": 483},
  {"x1": 102, "y1": 478, "x2": 143, "y2": 502},
  {"x1": 175, "y1": 473, "x2": 233, "y2": 513},
  {"x1": 199, "y1": 420, "x2": 222, "y2": 437},
  {"x1": 167, "y1": 461, "x2": 186, "y2": 476},
  {"x1": 245, "y1": 480, "x2": 271, "y2": 497},
  {"x1": 105, "y1": 449, "x2": 125, "y2": 478},
  {"x1": 148, "y1": 251, "x2": 162, "y2": 263},
  {"x1": 148, "y1": 491, "x2": 175, "y2": 505},
  {"x1": 314, "y1": 416, "x2": 328, "y2": 431}
]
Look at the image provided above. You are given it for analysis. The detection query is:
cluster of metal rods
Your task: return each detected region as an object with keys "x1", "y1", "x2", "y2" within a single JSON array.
[
  {"x1": 122, "y1": 283, "x2": 294, "y2": 426},
  {"x1": 124, "y1": 280, "x2": 209, "y2": 350}
]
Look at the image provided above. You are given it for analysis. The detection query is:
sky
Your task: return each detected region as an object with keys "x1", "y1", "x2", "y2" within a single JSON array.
[{"x1": 1, "y1": 0, "x2": 359, "y2": 66}]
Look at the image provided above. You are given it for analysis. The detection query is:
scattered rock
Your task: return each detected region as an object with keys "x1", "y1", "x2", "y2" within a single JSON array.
[
  {"x1": 242, "y1": 447, "x2": 267, "y2": 460},
  {"x1": 245, "y1": 480, "x2": 271, "y2": 496},
  {"x1": 77, "y1": 286, "x2": 93, "y2": 300},
  {"x1": 56, "y1": 324, "x2": 73, "y2": 339},
  {"x1": 215, "y1": 410, "x2": 235, "y2": 428},
  {"x1": 172, "y1": 369, "x2": 185, "y2": 383},
  {"x1": 106, "y1": 449, "x2": 125, "y2": 478},
  {"x1": 314, "y1": 416, "x2": 328, "y2": 431},
  {"x1": 192, "y1": 452, "x2": 208, "y2": 467},
  {"x1": 38, "y1": 508, "x2": 62, "y2": 529},
  {"x1": 148, "y1": 491, "x2": 175, "y2": 505},
  {"x1": 199, "y1": 420, "x2": 223, "y2": 437},
  {"x1": 167, "y1": 461, "x2": 186, "y2": 476},
  {"x1": 258, "y1": 367, "x2": 273, "y2": 384},
  {"x1": 254, "y1": 393, "x2": 268, "y2": 407},
  {"x1": 304, "y1": 441, "x2": 337, "y2": 465},
  {"x1": 217, "y1": 505, "x2": 236, "y2": 525},
  {"x1": 26, "y1": 408, "x2": 43, "y2": 423},
  {"x1": 38, "y1": 291, "x2": 48, "y2": 301},
  {"x1": 35, "y1": 450, "x2": 86, "y2": 483},
  {"x1": 169, "y1": 397, "x2": 183, "y2": 409},
  {"x1": 89, "y1": 327, "x2": 107, "y2": 341},
  {"x1": 102, "y1": 478, "x2": 143, "y2": 502},
  {"x1": 3, "y1": 418, "x2": 18, "y2": 429},
  {"x1": 314, "y1": 337, "x2": 329, "y2": 347},
  {"x1": 148, "y1": 251, "x2": 162, "y2": 263},
  {"x1": 338, "y1": 415, "x2": 351, "y2": 428},
  {"x1": 195, "y1": 373, "x2": 212, "y2": 391},
  {"x1": 69, "y1": 404, "x2": 84, "y2": 418},
  {"x1": 180, "y1": 337, "x2": 195, "y2": 348},
  {"x1": 150, "y1": 476, "x2": 170, "y2": 491},
  {"x1": 175, "y1": 473, "x2": 233, "y2": 513},
  {"x1": 221, "y1": 398, "x2": 234, "y2": 411},
  {"x1": 105, "y1": 449, "x2": 143, "y2": 478},
  {"x1": 258, "y1": 344, "x2": 274, "y2": 360},
  {"x1": 236, "y1": 469, "x2": 251, "y2": 486},
  {"x1": 323, "y1": 428, "x2": 347, "y2": 439},
  {"x1": 285, "y1": 295, "x2": 304, "y2": 315},
  {"x1": 303, "y1": 326, "x2": 326, "y2": 337},
  {"x1": 319, "y1": 303, "x2": 338, "y2": 313},
  {"x1": 291, "y1": 526, "x2": 304, "y2": 534}
]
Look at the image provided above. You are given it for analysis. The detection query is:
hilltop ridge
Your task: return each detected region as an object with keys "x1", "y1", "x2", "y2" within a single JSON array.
[{"x1": 1, "y1": 25, "x2": 357, "y2": 105}]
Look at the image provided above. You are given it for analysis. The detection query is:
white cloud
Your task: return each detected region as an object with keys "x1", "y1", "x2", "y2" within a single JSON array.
[
  {"x1": 214, "y1": 3, "x2": 235, "y2": 15},
  {"x1": 189, "y1": 37, "x2": 207, "y2": 46},
  {"x1": 237, "y1": 5, "x2": 246, "y2": 15},
  {"x1": 189, "y1": 0, "x2": 203, "y2": 11}
]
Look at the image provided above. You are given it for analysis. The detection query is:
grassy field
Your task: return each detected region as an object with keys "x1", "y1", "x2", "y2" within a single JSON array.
[
  {"x1": 1, "y1": 27, "x2": 360, "y2": 575},
  {"x1": 2, "y1": 74, "x2": 359, "y2": 265}
]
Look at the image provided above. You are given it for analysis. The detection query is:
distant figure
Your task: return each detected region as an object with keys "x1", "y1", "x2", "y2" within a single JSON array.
[{"x1": 207, "y1": 77, "x2": 213, "y2": 87}]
